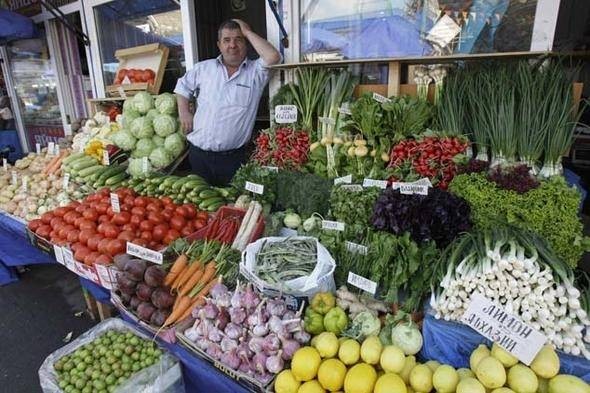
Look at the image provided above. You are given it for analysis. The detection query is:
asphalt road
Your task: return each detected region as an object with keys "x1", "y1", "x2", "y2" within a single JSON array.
[{"x1": 0, "y1": 264, "x2": 97, "y2": 393}]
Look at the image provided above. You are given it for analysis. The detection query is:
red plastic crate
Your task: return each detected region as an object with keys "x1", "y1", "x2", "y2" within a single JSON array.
[{"x1": 187, "y1": 206, "x2": 264, "y2": 245}]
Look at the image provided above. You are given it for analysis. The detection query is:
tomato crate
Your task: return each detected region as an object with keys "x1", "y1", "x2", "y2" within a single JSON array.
[{"x1": 186, "y1": 206, "x2": 265, "y2": 245}]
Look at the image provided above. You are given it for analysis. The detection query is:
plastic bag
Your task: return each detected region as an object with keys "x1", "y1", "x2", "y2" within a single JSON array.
[
  {"x1": 240, "y1": 236, "x2": 336, "y2": 298},
  {"x1": 39, "y1": 318, "x2": 185, "y2": 393},
  {"x1": 420, "y1": 312, "x2": 590, "y2": 383}
]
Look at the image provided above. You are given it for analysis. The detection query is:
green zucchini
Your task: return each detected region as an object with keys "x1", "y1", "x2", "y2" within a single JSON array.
[
  {"x1": 199, "y1": 189, "x2": 220, "y2": 199},
  {"x1": 78, "y1": 165, "x2": 104, "y2": 178},
  {"x1": 105, "y1": 172, "x2": 127, "y2": 186}
]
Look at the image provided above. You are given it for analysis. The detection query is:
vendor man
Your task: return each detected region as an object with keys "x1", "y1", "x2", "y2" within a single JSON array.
[{"x1": 175, "y1": 19, "x2": 281, "y2": 186}]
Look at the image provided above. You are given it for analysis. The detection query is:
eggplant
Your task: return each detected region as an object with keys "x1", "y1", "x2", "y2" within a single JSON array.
[
  {"x1": 136, "y1": 302, "x2": 156, "y2": 322},
  {"x1": 117, "y1": 274, "x2": 138, "y2": 296},
  {"x1": 144, "y1": 265, "x2": 166, "y2": 287},
  {"x1": 129, "y1": 296, "x2": 142, "y2": 310},
  {"x1": 150, "y1": 308, "x2": 171, "y2": 327},
  {"x1": 136, "y1": 282, "x2": 155, "y2": 302},
  {"x1": 151, "y1": 288, "x2": 175, "y2": 309},
  {"x1": 124, "y1": 259, "x2": 147, "y2": 281}
]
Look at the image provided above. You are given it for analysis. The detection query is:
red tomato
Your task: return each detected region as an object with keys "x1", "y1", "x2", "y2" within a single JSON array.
[
  {"x1": 107, "y1": 239, "x2": 126, "y2": 256},
  {"x1": 53, "y1": 207, "x2": 70, "y2": 217},
  {"x1": 58, "y1": 225, "x2": 75, "y2": 239},
  {"x1": 132, "y1": 238, "x2": 148, "y2": 247},
  {"x1": 87, "y1": 236, "x2": 101, "y2": 251},
  {"x1": 170, "y1": 215, "x2": 186, "y2": 231},
  {"x1": 123, "y1": 195, "x2": 135, "y2": 206},
  {"x1": 49, "y1": 230, "x2": 59, "y2": 240},
  {"x1": 120, "y1": 203, "x2": 133, "y2": 213},
  {"x1": 82, "y1": 209, "x2": 99, "y2": 222},
  {"x1": 106, "y1": 206, "x2": 116, "y2": 216},
  {"x1": 79, "y1": 220, "x2": 97, "y2": 232},
  {"x1": 74, "y1": 246, "x2": 91, "y2": 263},
  {"x1": 112, "y1": 211, "x2": 131, "y2": 226},
  {"x1": 98, "y1": 214, "x2": 110, "y2": 224},
  {"x1": 163, "y1": 229, "x2": 180, "y2": 245},
  {"x1": 97, "y1": 238, "x2": 111, "y2": 254},
  {"x1": 50, "y1": 217, "x2": 65, "y2": 229},
  {"x1": 134, "y1": 196, "x2": 148, "y2": 208},
  {"x1": 130, "y1": 206, "x2": 146, "y2": 217},
  {"x1": 96, "y1": 203, "x2": 109, "y2": 214},
  {"x1": 194, "y1": 219, "x2": 207, "y2": 230},
  {"x1": 140, "y1": 231, "x2": 152, "y2": 242},
  {"x1": 174, "y1": 206, "x2": 188, "y2": 218},
  {"x1": 130, "y1": 215, "x2": 143, "y2": 226},
  {"x1": 122, "y1": 223, "x2": 137, "y2": 233},
  {"x1": 146, "y1": 203, "x2": 160, "y2": 213},
  {"x1": 117, "y1": 230, "x2": 135, "y2": 242},
  {"x1": 162, "y1": 210, "x2": 173, "y2": 221},
  {"x1": 75, "y1": 205, "x2": 86, "y2": 214},
  {"x1": 95, "y1": 254, "x2": 112, "y2": 265},
  {"x1": 102, "y1": 223, "x2": 118, "y2": 239},
  {"x1": 84, "y1": 251, "x2": 100, "y2": 266},
  {"x1": 147, "y1": 211, "x2": 164, "y2": 224},
  {"x1": 67, "y1": 230, "x2": 81, "y2": 243},
  {"x1": 70, "y1": 242, "x2": 83, "y2": 253},
  {"x1": 161, "y1": 196, "x2": 173, "y2": 206},
  {"x1": 181, "y1": 225, "x2": 194, "y2": 237},
  {"x1": 196, "y1": 211, "x2": 209, "y2": 221},
  {"x1": 139, "y1": 220, "x2": 154, "y2": 232},
  {"x1": 152, "y1": 224, "x2": 169, "y2": 241},
  {"x1": 78, "y1": 229, "x2": 96, "y2": 245},
  {"x1": 183, "y1": 204, "x2": 198, "y2": 219},
  {"x1": 28, "y1": 219, "x2": 43, "y2": 231}
]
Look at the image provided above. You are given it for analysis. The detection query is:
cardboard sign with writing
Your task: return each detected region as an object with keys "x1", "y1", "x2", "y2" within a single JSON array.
[
  {"x1": 321, "y1": 220, "x2": 345, "y2": 231},
  {"x1": 245, "y1": 181, "x2": 264, "y2": 195},
  {"x1": 275, "y1": 105, "x2": 297, "y2": 124},
  {"x1": 461, "y1": 294, "x2": 546, "y2": 365},
  {"x1": 347, "y1": 272, "x2": 377, "y2": 294},
  {"x1": 127, "y1": 242, "x2": 163, "y2": 265}
]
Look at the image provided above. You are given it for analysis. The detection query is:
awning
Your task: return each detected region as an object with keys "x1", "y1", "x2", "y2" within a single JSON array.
[{"x1": 0, "y1": 8, "x2": 37, "y2": 44}]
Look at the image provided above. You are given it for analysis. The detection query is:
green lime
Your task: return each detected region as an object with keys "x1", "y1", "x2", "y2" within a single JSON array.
[
  {"x1": 84, "y1": 367, "x2": 94, "y2": 378},
  {"x1": 112, "y1": 349, "x2": 123, "y2": 358},
  {"x1": 75, "y1": 378, "x2": 86, "y2": 389},
  {"x1": 58, "y1": 380, "x2": 69, "y2": 389},
  {"x1": 107, "y1": 386, "x2": 116, "y2": 393},
  {"x1": 124, "y1": 346, "x2": 134, "y2": 355},
  {"x1": 145, "y1": 356, "x2": 155, "y2": 366},
  {"x1": 82, "y1": 386, "x2": 92, "y2": 393},
  {"x1": 63, "y1": 362, "x2": 74, "y2": 371},
  {"x1": 64, "y1": 385, "x2": 74, "y2": 393},
  {"x1": 105, "y1": 374, "x2": 116, "y2": 386},
  {"x1": 131, "y1": 363, "x2": 140, "y2": 372},
  {"x1": 125, "y1": 332, "x2": 133, "y2": 339},
  {"x1": 129, "y1": 337, "x2": 140, "y2": 346},
  {"x1": 139, "y1": 361, "x2": 147, "y2": 369},
  {"x1": 93, "y1": 379, "x2": 106, "y2": 390},
  {"x1": 76, "y1": 362, "x2": 86, "y2": 371},
  {"x1": 91, "y1": 370, "x2": 101, "y2": 380},
  {"x1": 131, "y1": 352, "x2": 139, "y2": 361},
  {"x1": 97, "y1": 347, "x2": 107, "y2": 356},
  {"x1": 117, "y1": 376, "x2": 127, "y2": 385},
  {"x1": 106, "y1": 356, "x2": 117, "y2": 365},
  {"x1": 121, "y1": 363, "x2": 131, "y2": 372},
  {"x1": 101, "y1": 364, "x2": 112, "y2": 374},
  {"x1": 113, "y1": 368, "x2": 123, "y2": 378},
  {"x1": 153, "y1": 349, "x2": 162, "y2": 357},
  {"x1": 121, "y1": 355, "x2": 131, "y2": 364}
]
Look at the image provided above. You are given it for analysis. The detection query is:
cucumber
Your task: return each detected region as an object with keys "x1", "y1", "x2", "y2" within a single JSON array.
[
  {"x1": 89, "y1": 168, "x2": 108, "y2": 182},
  {"x1": 70, "y1": 157, "x2": 98, "y2": 171},
  {"x1": 62, "y1": 152, "x2": 86, "y2": 165},
  {"x1": 96, "y1": 166, "x2": 124, "y2": 185},
  {"x1": 199, "y1": 197, "x2": 224, "y2": 209},
  {"x1": 206, "y1": 202, "x2": 225, "y2": 212},
  {"x1": 182, "y1": 181, "x2": 208, "y2": 193},
  {"x1": 199, "y1": 189, "x2": 220, "y2": 199},
  {"x1": 162, "y1": 176, "x2": 180, "y2": 187},
  {"x1": 171, "y1": 177, "x2": 191, "y2": 191},
  {"x1": 78, "y1": 165, "x2": 103, "y2": 178},
  {"x1": 105, "y1": 172, "x2": 127, "y2": 186}
]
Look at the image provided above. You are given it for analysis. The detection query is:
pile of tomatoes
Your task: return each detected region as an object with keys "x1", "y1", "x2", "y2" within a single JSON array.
[
  {"x1": 27, "y1": 188, "x2": 208, "y2": 266},
  {"x1": 113, "y1": 68, "x2": 155, "y2": 85},
  {"x1": 252, "y1": 127, "x2": 310, "y2": 170}
]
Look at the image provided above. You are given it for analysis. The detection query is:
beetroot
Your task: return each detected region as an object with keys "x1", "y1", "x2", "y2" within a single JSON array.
[
  {"x1": 144, "y1": 265, "x2": 166, "y2": 287},
  {"x1": 136, "y1": 282, "x2": 155, "y2": 302},
  {"x1": 113, "y1": 254, "x2": 133, "y2": 271},
  {"x1": 117, "y1": 274, "x2": 138, "y2": 295},
  {"x1": 150, "y1": 308, "x2": 171, "y2": 327},
  {"x1": 136, "y1": 302, "x2": 156, "y2": 321},
  {"x1": 151, "y1": 288, "x2": 175, "y2": 309},
  {"x1": 120, "y1": 292, "x2": 132, "y2": 306},
  {"x1": 124, "y1": 259, "x2": 147, "y2": 281},
  {"x1": 129, "y1": 296, "x2": 142, "y2": 310}
]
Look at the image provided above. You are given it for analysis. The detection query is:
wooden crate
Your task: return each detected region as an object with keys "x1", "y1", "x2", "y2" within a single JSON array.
[
  {"x1": 86, "y1": 97, "x2": 125, "y2": 118},
  {"x1": 106, "y1": 43, "x2": 169, "y2": 97}
]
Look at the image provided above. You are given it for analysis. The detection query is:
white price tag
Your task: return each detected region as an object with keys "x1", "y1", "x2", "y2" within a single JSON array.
[
  {"x1": 322, "y1": 220, "x2": 345, "y2": 231},
  {"x1": 274, "y1": 105, "x2": 298, "y2": 124},
  {"x1": 76, "y1": 262, "x2": 99, "y2": 283},
  {"x1": 279, "y1": 227, "x2": 298, "y2": 237},
  {"x1": 21, "y1": 176, "x2": 28, "y2": 192},
  {"x1": 62, "y1": 247, "x2": 76, "y2": 271},
  {"x1": 338, "y1": 103, "x2": 352, "y2": 115},
  {"x1": 245, "y1": 181, "x2": 264, "y2": 195},
  {"x1": 3, "y1": 158, "x2": 7, "y2": 171},
  {"x1": 334, "y1": 174, "x2": 352, "y2": 185},
  {"x1": 372, "y1": 92, "x2": 391, "y2": 103},
  {"x1": 102, "y1": 150, "x2": 110, "y2": 166},
  {"x1": 95, "y1": 264, "x2": 114, "y2": 290},
  {"x1": 55, "y1": 144, "x2": 60, "y2": 155},
  {"x1": 318, "y1": 116, "x2": 336, "y2": 126},
  {"x1": 347, "y1": 272, "x2": 377, "y2": 295},
  {"x1": 262, "y1": 166, "x2": 279, "y2": 173},
  {"x1": 62, "y1": 173, "x2": 70, "y2": 190},
  {"x1": 47, "y1": 142, "x2": 55, "y2": 155},
  {"x1": 399, "y1": 184, "x2": 428, "y2": 195},
  {"x1": 35, "y1": 143, "x2": 41, "y2": 154},
  {"x1": 11, "y1": 171, "x2": 16, "y2": 185},
  {"x1": 340, "y1": 184, "x2": 363, "y2": 192},
  {"x1": 345, "y1": 241, "x2": 368, "y2": 255},
  {"x1": 110, "y1": 193, "x2": 120, "y2": 213},
  {"x1": 363, "y1": 178, "x2": 388, "y2": 189},
  {"x1": 461, "y1": 294, "x2": 546, "y2": 365},
  {"x1": 142, "y1": 157, "x2": 149, "y2": 173},
  {"x1": 126, "y1": 242, "x2": 163, "y2": 264},
  {"x1": 53, "y1": 244, "x2": 65, "y2": 265}
]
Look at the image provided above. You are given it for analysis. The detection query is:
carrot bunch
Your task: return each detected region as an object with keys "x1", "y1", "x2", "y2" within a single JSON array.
[
  {"x1": 43, "y1": 150, "x2": 69, "y2": 175},
  {"x1": 162, "y1": 240, "x2": 234, "y2": 326}
]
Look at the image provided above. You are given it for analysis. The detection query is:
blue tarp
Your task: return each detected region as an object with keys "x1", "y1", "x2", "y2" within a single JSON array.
[
  {"x1": 0, "y1": 8, "x2": 36, "y2": 43},
  {"x1": 79, "y1": 277, "x2": 111, "y2": 304}
]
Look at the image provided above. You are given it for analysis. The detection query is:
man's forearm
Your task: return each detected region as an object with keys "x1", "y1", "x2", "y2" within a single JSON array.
[
  {"x1": 177, "y1": 94, "x2": 192, "y2": 116},
  {"x1": 243, "y1": 30, "x2": 281, "y2": 65}
]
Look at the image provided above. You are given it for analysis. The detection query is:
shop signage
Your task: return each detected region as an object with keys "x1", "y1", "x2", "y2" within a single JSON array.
[
  {"x1": 61, "y1": 247, "x2": 76, "y2": 271},
  {"x1": 391, "y1": 178, "x2": 431, "y2": 195},
  {"x1": 347, "y1": 272, "x2": 377, "y2": 294},
  {"x1": 126, "y1": 242, "x2": 163, "y2": 265},
  {"x1": 274, "y1": 105, "x2": 297, "y2": 124},
  {"x1": 461, "y1": 294, "x2": 546, "y2": 365},
  {"x1": 318, "y1": 117, "x2": 336, "y2": 126},
  {"x1": 334, "y1": 174, "x2": 352, "y2": 185},
  {"x1": 340, "y1": 184, "x2": 363, "y2": 192},
  {"x1": 321, "y1": 220, "x2": 345, "y2": 231}
]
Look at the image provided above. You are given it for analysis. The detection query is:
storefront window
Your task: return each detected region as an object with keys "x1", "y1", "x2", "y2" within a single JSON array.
[
  {"x1": 300, "y1": 0, "x2": 539, "y2": 62},
  {"x1": 7, "y1": 24, "x2": 64, "y2": 148},
  {"x1": 94, "y1": 0, "x2": 185, "y2": 92}
]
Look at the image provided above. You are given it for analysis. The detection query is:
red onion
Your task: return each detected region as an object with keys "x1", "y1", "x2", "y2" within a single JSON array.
[
  {"x1": 266, "y1": 350, "x2": 284, "y2": 374},
  {"x1": 252, "y1": 352, "x2": 268, "y2": 374},
  {"x1": 220, "y1": 348, "x2": 241, "y2": 370},
  {"x1": 224, "y1": 322, "x2": 242, "y2": 340},
  {"x1": 262, "y1": 333, "x2": 281, "y2": 353},
  {"x1": 280, "y1": 337, "x2": 300, "y2": 360}
]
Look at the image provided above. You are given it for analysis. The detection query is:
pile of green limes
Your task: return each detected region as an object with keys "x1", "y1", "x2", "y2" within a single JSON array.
[{"x1": 53, "y1": 330, "x2": 163, "y2": 393}]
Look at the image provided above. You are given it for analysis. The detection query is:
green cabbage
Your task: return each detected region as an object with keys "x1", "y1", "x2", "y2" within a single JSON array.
[
  {"x1": 164, "y1": 132, "x2": 186, "y2": 157},
  {"x1": 111, "y1": 130, "x2": 137, "y2": 151},
  {"x1": 128, "y1": 157, "x2": 152, "y2": 178},
  {"x1": 130, "y1": 116, "x2": 154, "y2": 139},
  {"x1": 153, "y1": 114, "x2": 177, "y2": 137},
  {"x1": 123, "y1": 98, "x2": 135, "y2": 113},
  {"x1": 155, "y1": 93, "x2": 177, "y2": 115},
  {"x1": 132, "y1": 92, "x2": 154, "y2": 114},
  {"x1": 121, "y1": 110, "x2": 140, "y2": 129},
  {"x1": 149, "y1": 147, "x2": 173, "y2": 169},
  {"x1": 134, "y1": 138, "x2": 156, "y2": 158},
  {"x1": 152, "y1": 135, "x2": 165, "y2": 146},
  {"x1": 145, "y1": 108, "x2": 160, "y2": 123}
]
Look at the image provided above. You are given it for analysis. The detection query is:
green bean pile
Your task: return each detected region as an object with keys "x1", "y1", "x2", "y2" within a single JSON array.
[{"x1": 254, "y1": 238, "x2": 317, "y2": 285}]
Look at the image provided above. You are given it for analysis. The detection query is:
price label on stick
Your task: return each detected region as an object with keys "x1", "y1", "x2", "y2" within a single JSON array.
[
  {"x1": 363, "y1": 178, "x2": 388, "y2": 189},
  {"x1": 62, "y1": 173, "x2": 70, "y2": 190},
  {"x1": 3, "y1": 158, "x2": 7, "y2": 171},
  {"x1": 338, "y1": 103, "x2": 352, "y2": 115},
  {"x1": 11, "y1": 171, "x2": 17, "y2": 185},
  {"x1": 21, "y1": 176, "x2": 28, "y2": 192},
  {"x1": 55, "y1": 144, "x2": 60, "y2": 155},
  {"x1": 372, "y1": 92, "x2": 391, "y2": 103},
  {"x1": 62, "y1": 247, "x2": 76, "y2": 271},
  {"x1": 35, "y1": 143, "x2": 41, "y2": 154},
  {"x1": 318, "y1": 117, "x2": 336, "y2": 126},
  {"x1": 47, "y1": 142, "x2": 55, "y2": 155},
  {"x1": 245, "y1": 181, "x2": 264, "y2": 195},
  {"x1": 262, "y1": 166, "x2": 279, "y2": 173},
  {"x1": 142, "y1": 157, "x2": 149, "y2": 173},
  {"x1": 126, "y1": 242, "x2": 163, "y2": 264},
  {"x1": 110, "y1": 193, "x2": 120, "y2": 213},
  {"x1": 347, "y1": 272, "x2": 377, "y2": 294},
  {"x1": 53, "y1": 244, "x2": 65, "y2": 265},
  {"x1": 102, "y1": 150, "x2": 110, "y2": 166},
  {"x1": 334, "y1": 174, "x2": 352, "y2": 185},
  {"x1": 274, "y1": 105, "x2": 297, "y2": 124},
  {"x1": 345, "y1": 241, "x2": 368, "y2": 255},
  {"x1": 322, "y1": 220, "x2": 345, "y2": 231}
]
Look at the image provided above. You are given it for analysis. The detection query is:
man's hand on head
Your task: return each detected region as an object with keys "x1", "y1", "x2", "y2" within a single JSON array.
[{"x1": 232, "y1": 19, "x2": 252, "y2": 36}]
